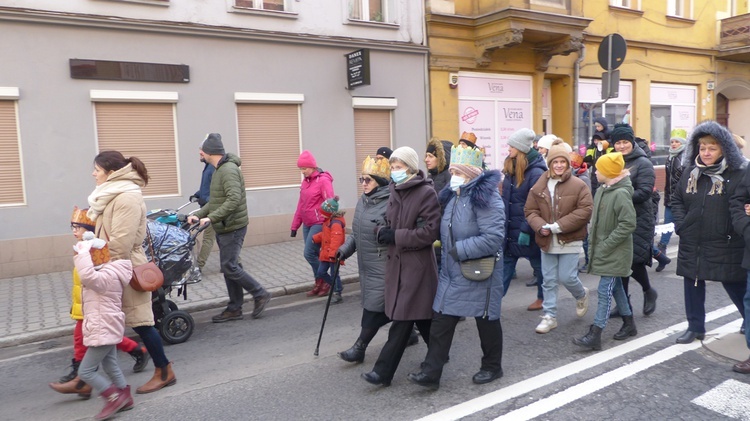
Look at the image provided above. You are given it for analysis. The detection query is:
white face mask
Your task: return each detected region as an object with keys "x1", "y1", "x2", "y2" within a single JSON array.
[
  {"x1": 450, "y1": 175, "x2": 466, "y2": 191},
  {"x1": 391, "y1": 169, "x2": 408, "y2": 183}
]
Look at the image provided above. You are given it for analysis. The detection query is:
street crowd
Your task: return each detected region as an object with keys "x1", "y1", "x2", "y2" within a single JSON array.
[{"x1": 47, "y1": 120, "x2": 750, "y2": 418}]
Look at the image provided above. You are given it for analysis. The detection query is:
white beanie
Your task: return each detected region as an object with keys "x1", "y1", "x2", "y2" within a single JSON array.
[
  {"x1": 507, "y1": 128, "x2": 536, "y2": 154},
  {"x1": 537, "y1": 134, "x2": 557, "y2": 151},
  {"x1": 390, "y1": 147, "x2": 420, "y2": 172}
]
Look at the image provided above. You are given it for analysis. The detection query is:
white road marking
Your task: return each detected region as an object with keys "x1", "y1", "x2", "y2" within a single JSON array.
[
  {"x1": 692, "y1": 379, "x2": 750, "y2": 421},
  {"x1": 417, "y1": 305, "x2": 740, "y2": 421}
]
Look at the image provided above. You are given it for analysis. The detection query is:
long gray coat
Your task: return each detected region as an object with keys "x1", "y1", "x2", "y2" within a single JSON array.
[
  {"x1": 338, "y1": 187, "x2": 390, "y2": 312},
  {"x1": 434, "y1": 171, "x2": 505, "y2": 320}
]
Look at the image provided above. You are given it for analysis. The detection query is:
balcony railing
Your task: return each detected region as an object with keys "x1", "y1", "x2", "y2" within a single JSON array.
[{"x1": 720, "y1": 13, "x2": 750, "y2": 50}]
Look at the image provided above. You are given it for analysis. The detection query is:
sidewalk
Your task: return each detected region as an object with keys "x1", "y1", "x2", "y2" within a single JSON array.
[{"x1": 0, "y1": 240, "x2": 360, "y2": 348}]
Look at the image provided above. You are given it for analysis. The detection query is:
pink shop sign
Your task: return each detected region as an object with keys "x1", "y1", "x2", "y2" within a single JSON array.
[
  {"x1": 458, "y1": 76, "x2": 532, "y2": 100},
  {"x1": 458, "y1": 100, "x2": 532, "y2": 169}
]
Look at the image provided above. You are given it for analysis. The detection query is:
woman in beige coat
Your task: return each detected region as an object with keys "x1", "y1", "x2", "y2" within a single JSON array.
[{"x1": 88, "y1": 150, "x2": 176, "y2": 394}]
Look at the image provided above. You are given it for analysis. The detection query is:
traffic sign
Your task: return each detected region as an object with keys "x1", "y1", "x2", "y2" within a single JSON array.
[{"x1": 598, "y1": 34, "x2": 627, "y2": 71}]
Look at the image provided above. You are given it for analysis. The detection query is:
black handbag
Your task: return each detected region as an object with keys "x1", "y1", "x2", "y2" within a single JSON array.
[{"x1": 449, "y1": 198, "x2": 498, "y2": 282}]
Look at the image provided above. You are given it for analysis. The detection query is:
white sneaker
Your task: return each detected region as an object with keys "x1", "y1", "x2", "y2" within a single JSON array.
[
  {"x1": 535, "y1": 315, "x2": 557, "y2": 334},
  {"x1": 576, "y1": 287, "x2": 590, "y2": 318}
]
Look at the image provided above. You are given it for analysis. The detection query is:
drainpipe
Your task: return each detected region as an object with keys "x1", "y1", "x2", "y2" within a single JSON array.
[{"x1": 573, "y1": 45, "x2": 585, "y2": 151}]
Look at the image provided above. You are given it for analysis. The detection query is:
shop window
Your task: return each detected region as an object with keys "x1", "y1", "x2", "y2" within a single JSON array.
[
  {"x1": 650, "y1": 105, "x2": 671, "y2": 159},
  {"x1": 349, "y1": 0, "x2": 395, "y2": 23},
  {"x1": 577, "y1": 103, "x2": 630, "y2": 146},
  {"x1": 667, "y1": 0, "x2": 691, "y2": 19},
  {"x1": 235, "y1": 0, "x2": 287, "y2": 11},
  {"x1": 353, "y1": 108, "x2": 392, "y2": 196},
  {"x1": 0, "y1": 94, "x2": 26, "y2": 207}
]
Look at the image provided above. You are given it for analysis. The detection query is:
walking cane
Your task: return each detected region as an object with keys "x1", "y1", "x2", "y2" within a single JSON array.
[{"x1": 314, "y1": 258, "x2": 341, "y2": 356}]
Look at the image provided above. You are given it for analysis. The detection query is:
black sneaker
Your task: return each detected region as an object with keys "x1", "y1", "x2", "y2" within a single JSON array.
[
  {"x1": 212, "y1": 309, "x2": 243, "y2": 323},
  {"x1": 251, "y1": 293, "x2": 271, "y2": 319},
  {"x1": 129, "y1": 345, "x2": 150, "y2": 373}
]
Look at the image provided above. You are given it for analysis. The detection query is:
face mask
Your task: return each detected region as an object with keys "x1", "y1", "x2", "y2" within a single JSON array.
[
  {"x1": 450, "y1": 175, "x2": 466, "y2": 191},
  {"x1": 391, "y1": 169, "x2": 408, "y2": 183}
]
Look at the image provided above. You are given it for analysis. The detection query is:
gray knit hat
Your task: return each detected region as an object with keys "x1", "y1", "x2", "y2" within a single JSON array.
[
  {"x1": 507, "y1": 128, "x2": 536, "y2": 154},
  {"x1": 390, "y1": 146, "x2": 419, "y2": 172},
  {"x1": 201, "y1": 133, "x2": 225, "y2": 155}
]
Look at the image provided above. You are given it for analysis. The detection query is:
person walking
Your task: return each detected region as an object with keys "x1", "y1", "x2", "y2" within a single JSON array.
[
  {"x1": 653, "y1": 129, "x2": 687, "y2": 272},
  {"x1": 525, "y1": 140, "x2": 593, "y2": 334},
  {"x1": 672, "y1": 121, "x2": 747, "y2": 344},
  {"x1": 361, "y1": 146, "x2": 441, "y2": 387},
  {"x1": 312, "y1": 196, "x2": 346, "y2": 302},
  {"x1": 190, "y1": 134, "x2": 217, "y2": 271},
  {"x1": 87, "y1": 150, "x2": 176, "y2": 394},
  {"x1": 573, "y1": 152, "x2": 638, "y2": 351},
  {"x1": 730, "y1": 153, "x2": 750, "y2": 373},
  {"x1": 407, "y1": 145, "x2": 505, "y2": 390},
  {"x1": 291, "y1": 150, "x2": 335, "y2": 297},
  {"x1": 187, "y1": 134, "x2": 272, "y2": 323}
]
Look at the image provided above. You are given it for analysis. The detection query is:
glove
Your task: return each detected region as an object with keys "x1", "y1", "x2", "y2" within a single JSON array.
[
  {"x1": 448, "y1": 247, "x2": 459, "y2": 261},
  {"x1": 335, "y1": 250, "x2": 345, "y2": 261},
  {"x1": 73, "y1": 240, "x2": 93, "y2": 254},
  {"x1": 290, "y1": 230, "x2": 297, "y2": 238},
  {"x1": 518, "y1": 232, "x2": 531, "y2": 246},
  {"x1": 378, "y1": 228, "x2": 396, "y2": 245},
  {"x1": 189, "y1": 194, "x2": 198, "y2": 203}
]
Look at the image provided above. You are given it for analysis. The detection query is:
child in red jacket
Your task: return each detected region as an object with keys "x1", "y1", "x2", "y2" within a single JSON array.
[{"x1": 312, "y1": 197, "x2": 346, "y2": 303}]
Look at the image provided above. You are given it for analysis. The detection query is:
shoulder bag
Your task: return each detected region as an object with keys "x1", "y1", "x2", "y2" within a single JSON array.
[
  {"x1": 131, "y1": 224, "x2": 164, "y2": 292},
  {"x1": 449, "y1": 197, "x2": 498, "y2": 282}
]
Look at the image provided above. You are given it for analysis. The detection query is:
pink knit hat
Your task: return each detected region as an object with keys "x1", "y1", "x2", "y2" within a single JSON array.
[{"x1": 297, "y1": 150, "x2": 317, "y2": 168}]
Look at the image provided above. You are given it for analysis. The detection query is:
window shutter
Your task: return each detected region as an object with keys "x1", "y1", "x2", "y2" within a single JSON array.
[
  {"x1": 353, "y1": 109, "x2": 391, "y2": 196},
  {"x1": 0, "y1": 101, "x2": 25, "y2": 205},
  {"x1": 237, "y1": 103, "x2": 301, "y2": 189},
  {"x1": 94, "y1": 102, "x2": 178, "y2": 197}
]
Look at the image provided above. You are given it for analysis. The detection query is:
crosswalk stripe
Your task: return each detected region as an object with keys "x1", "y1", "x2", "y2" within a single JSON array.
[{"x1": 692, "y1": 379, "x2": 750, "y2": 420}]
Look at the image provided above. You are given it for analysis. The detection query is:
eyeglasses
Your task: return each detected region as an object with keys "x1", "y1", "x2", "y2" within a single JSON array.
[
  {"x1": 359, "y1": 177, "x2": 373, "y2": 184},
  {"x1": 70, "y1": 223, "x2": 83, "y2": 231}
]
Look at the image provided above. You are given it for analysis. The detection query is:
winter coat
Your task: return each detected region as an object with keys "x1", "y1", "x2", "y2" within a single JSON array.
[
  {"x1": 434, "y1": 171, "x2": 505, "y2": 319},
  {"x1": 193, "y1": 162, "x2": 215, "y2": 207},
  {"x1": 382, "y1": 171, "x2": 441, "y2": 321},
  {"x1": 291, "y1": 169, "x2": 334, "y2": 230},
  {"x1": 664, "y1": 150, "x2": 684, "y2": 207},
  {"x1": 730, "y1": 165, "x2": 750, "y2": 271},
  {"x1": 194, "y1": 153, "x2": 249, "y2": 235},
  {"x1": 623, "y1": 143, "x2": 655, "y2": 265},
  {"x1": 338, "y1": 187, "x2": 390, "y2": 312},
  {"x1": 525, "y1": 169, "x2": 593, "y2": 252},
  {"x1": 74, "y1": 251, "x2": 132, "y2": 347},
  {"x1": 69, "y1": 268, "x2": 84, "y2": 321},
  {"x1": 501, "y1": 152, "x2": 547, "y2": 258},
  {"x1": 588, "y1": 175, "x2": 637, "y2": 277},
  {"x1": 427, "y1": 140, "x2": 454, "y2": 195},
  {"x1": 93, "y1": 166, "x2": 152, "y2": 328},
  {"x1": 313, "y1": 214, "x2": 346, "y2": 263},
  {"x1": 573, "y1": 164, "x2": 592, "y2": 190},
  {"x1": 673, "y1": 120, "x2": 746, "y2": 283}
]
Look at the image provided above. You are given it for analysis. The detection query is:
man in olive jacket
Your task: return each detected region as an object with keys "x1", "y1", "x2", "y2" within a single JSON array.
[{"x1": 188, "y1": 133, "x2": 271, "y2": 323}]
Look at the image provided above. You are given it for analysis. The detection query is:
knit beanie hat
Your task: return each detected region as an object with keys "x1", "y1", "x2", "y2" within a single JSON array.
[
  {"x1": 390, "y1": 146, "x2": 419, "y2": 172},
  {"x1": 537, "y1": 134, "x2": 557, "y2": 151},
  {"x1": 507, "y1": 128, "x2": 536, "y2": 153},
  {"x1": 201, "y1": 133, "x2": 225, "y2": 155},
  {"x1": 609, "y1": 123, "x2": 635, "y2": 145},
  {"x1": 321, "y1": 196, "x2": 339, "y2": 215},
  {"x1": 546, "y1": 139, "x2": 572, "y2": 168},
  {"x1": 71, "y1": 206, "x2": 96, "y2": 232},
  {"x1": 596, "y1": 151, "x2": 625, "y2": 179},
  {"x1": 297, "y1": 150, "x2": 317, "y2": 168},
  {"x1": 459, "y1": 132, "x2": 478, "y2": 149},
  {"x1": 670, "y1": 128, "x2": 688, "y2": 145},
  {"x1": 593, "y1": 131, "x2": 607, "y2": 141},
  {"x1": 376, "y1": 147, "x2": 393, "y2": 159}
]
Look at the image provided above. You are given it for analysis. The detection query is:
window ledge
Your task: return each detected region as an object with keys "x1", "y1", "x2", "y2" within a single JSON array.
[
  {"x1": 346, "y1": 19, "x2": 399, "y2": 29},
  {"x1": 0, "y1": 87, "x2": 20, "y2": 99},
  {"x1": 666, "y1": 15, "x2": 695, "y2": 25},
  {"x1": 231, "y1": 7, "x2": 298, "y2": 19},
  {"x1": 96, "y1": 0, "x2": 170, "y2": 7},
  {"x1": 608, "y1": 6, "x2": 644, "y2": 17}
]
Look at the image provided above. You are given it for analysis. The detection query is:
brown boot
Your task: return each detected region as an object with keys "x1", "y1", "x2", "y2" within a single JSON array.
[
  {"x1": 49, "y1": 376, "x2": 92, "y2": 399},
  {"x1": 306, "y1": 279, "x2": 323, "y2": 297},
  {"x1": 136, "y1": 363, "x2": 176, "y2": 394}
]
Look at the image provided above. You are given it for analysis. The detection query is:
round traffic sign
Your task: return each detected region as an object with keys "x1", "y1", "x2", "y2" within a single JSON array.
[{"x1": 598, "y1": 34, "x2": 627, "y2": 71}]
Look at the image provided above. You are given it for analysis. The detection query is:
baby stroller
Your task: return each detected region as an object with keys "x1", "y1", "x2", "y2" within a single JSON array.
[{"x1": 145, "y1": 200, "x2": 207, "y2": 344}]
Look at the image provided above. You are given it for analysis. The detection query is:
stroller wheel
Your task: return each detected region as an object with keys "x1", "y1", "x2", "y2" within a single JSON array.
[
  {"x1": 153, "y1": 300, "x2": 179, "y2": 325},
  {"x1": 159, "y1": 310, "x2": 194, "y2": 345}
]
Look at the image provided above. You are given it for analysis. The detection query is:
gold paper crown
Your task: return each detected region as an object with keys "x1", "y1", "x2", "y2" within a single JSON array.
[
  {"x1": 460, "y1": 131, "x2": 477, "y2": 143},
  {"x1": 450, "y1": 145, "x2": 484, "y2": 168},
  {"x1": 71, "y1": 206, "x2": 96, "y2": 230},
  {"x1": 362, "y1": 155, "x2": 391, "y2": 179}
]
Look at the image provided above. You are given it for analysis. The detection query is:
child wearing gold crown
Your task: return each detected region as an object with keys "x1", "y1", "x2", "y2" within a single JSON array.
[{"x1": 312, "y1": 197, "x2": 346, "y2": 303}]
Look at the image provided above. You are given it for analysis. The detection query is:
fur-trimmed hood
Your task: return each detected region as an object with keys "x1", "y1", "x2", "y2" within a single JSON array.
[
  {"x1": 426, "y1": 138, "x2": 453, "y2": 173},
  {"x1": 683, "y1": 120, "x2": 744, "y2": 170},
  {"x1": 439, "y1": 169, "x2": 501, "y2": 209}
]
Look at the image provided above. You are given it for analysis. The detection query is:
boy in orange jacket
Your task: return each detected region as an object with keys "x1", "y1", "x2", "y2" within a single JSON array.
[{"x1": 312, "y1": 197, "x2": 346, "y2": 303}]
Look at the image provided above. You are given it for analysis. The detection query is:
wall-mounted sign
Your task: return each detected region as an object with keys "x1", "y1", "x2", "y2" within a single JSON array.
[
  {"x1": 346, "y1": 49, "x2": 370, "y2": 89},
  {"x1": 70, "y1": 59, "x2": 189, "y2": 83}
]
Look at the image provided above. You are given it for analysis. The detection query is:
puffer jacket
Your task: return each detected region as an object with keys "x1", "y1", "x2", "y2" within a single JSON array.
[
  {"x1": 313, "y1": 214, "x2": 346, "y2": 263},
  {"x1": 434, "y1": 170, "x2": 505, "y2": 320},
  {"x1": 664, "y1": 150, "x2": 684, "y2": 207},
  {"x1": 70, "y1": 268, "x2": 83, "y2": 321},
  {"x1": 623, "y1": 143, "x2": 655, "y2": 265},
  {"x1": 588, "y1": 175, "x2": 637, "y2": 277},
  {"x1": 194, "y1": 153, "x2": 249, "y2": 234},
  {"x1": 501, "y1": 151, "x2": 547, "y2": 258},
  {"x1": 338, "y1": 186, "x2": 390, "y2": 312},
  {"x1": 291, "y1": 169, "x2": 334, "y2": 230},
  {"x1": 74, "y1": 252, "x2": 132, "y2": 347}
]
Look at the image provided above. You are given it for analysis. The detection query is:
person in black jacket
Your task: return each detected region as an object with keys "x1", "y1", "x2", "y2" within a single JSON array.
[
  {"x1": 425, "y1": 138, "x2": 453, "y2": 195},
  {"x1": 652, "y1": 129, "x2": 687, "y2": 271},
  {"x1": 675, "y1": 120, "x2": 746, "y2": 344}
]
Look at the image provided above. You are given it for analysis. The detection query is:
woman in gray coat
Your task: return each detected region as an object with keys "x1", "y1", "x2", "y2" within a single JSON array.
[
  {"x1": 336, "y1": 156, "x2": 391, "y2": 363},
  {"x1": 407, "y1": 146, "x2": 505, "y2": 390}
]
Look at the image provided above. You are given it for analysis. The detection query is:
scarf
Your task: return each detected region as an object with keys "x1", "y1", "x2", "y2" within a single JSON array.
[
  {"x1": 87, "y1": 165, "x2": 143, "y2": 220},
  {"x1": 686, "y1": 156, "x2": 727, "y2": 196},
  {"x1": 668, "y1": 144, "x2": 685, "y2": 158}
]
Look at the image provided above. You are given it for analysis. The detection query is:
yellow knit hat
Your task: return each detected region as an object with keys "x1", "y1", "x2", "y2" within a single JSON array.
[{"x1": 595, "y1": 152, "x2": 625, "y2": 179}]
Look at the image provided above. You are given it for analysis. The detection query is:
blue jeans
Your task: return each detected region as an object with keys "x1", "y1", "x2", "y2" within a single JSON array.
[
  {"x1": 540, "y1": 252, "x2": 586, "y2": 318},
  {"x1": 503, "y1": 254, "x2": 543, "y2": 300},
  {"x1": 133, "y1": 325, "x2": 169, "y2": 368},
  {"x1": 316, "y1": 261, "x2": 342, "y2": 293},
  {"x1": 593, "y1": 276, "x2": 631, "y2": 329},
  {"x1": 215, "y1": 226, "x2": 267, "y2": 312},
  {"x1": 303, "y1": 224, "x2": 323, "y2": 278},
  {"x1": 684, "y1": 277, "x2": 746, "y2": 334},
  {"x1": 658, "y1": 206, "x2": 674, "y2": 246}
]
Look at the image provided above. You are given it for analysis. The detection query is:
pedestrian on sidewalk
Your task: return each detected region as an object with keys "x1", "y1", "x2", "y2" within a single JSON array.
[
  {"x1": 312, "y1": 196, "x2": 346, "y2": 303},
  {"x1": 573, "y1": 152, "x2": 637, "y2": 351},
  {"x1": 187, "y1": 134, "x2": 272, "y2": 323},
  {"x1": 525, "y1": 139, "x2": 593, "y2": 334},
  {"x1": 88, "y1": 150, "x2": 177, "y2": 394},
  {"x1": 652, "y1": 129, "x2": 687, "y2": 272},
  {"x1": 730, "y1": 151, "x2": 750, "y2": 373},
  {"x1": 49, "y1": 207, "x2": 149, "y2": 398},
  {"x1": 407, "y1": 145, "x2": 505, "y2": 391},
  {"x1": 291, "y1": 150, "x2": 335, "y2": 297},
  {"x1": 672, "y1": 121, "x2": 746, "y2": 344},
  {"x1": 361, "y1": 146, "x2": 441, "y2": 387},
  {"x1": 70, "y1": 234, "x2": 135, "y2": 419},
  {"x1": 190, "y1": 135, "x2": 217, "y2": 271}
]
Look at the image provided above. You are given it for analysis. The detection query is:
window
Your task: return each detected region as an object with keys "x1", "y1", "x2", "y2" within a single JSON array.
[
  {"x1": 235, "y1": 93, "x2": 304, "y2": 189},
  {"x1": 91, "y1": 90, "x2": 179, "y2": 197},
  {"x1": 667, "y1": 0, "x2": 692, "y2": 18},
  {"x1": 649, "y1": 84, "x2": 696, "y2": 164},
  {"x1": 235, "y1": 0, "x2": 287, "y2": 12},
  {"x1": 0, "y1": 88, "x2": 25, "y2": 207},
  {"x1": 610, "y1": 0, "x2": 640, "y2": 10},
  {"x1": 353, "y1": 107, "x2": 392, "y2": 196},
  {"x1": 350, "y1": 0, "x2": 394, "y2": 23},
  {"x1": 577, "y1": 79, "x2": 633, "y2": 147}
]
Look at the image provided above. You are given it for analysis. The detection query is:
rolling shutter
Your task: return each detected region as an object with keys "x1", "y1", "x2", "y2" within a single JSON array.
[{"x1": 0, "y1": 101, "x2": 25, "y2": 206}]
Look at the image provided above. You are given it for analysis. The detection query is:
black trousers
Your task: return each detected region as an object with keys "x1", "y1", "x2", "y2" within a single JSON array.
[
  {"x1": 683, "y1": 277, "x2": 746, "y2": 333},
  {"x1": 358, "y1": 309, "x2": 391, "y2": 345},
  {"x1": 422, "y1": 314, "x2": 503, "y2": 380},
  {"x1": 372, "y1": 319, "x2": 431, "y2": 381},
  {"x1": 623, "y1": 262, "x2": 651, "y2": 295}
]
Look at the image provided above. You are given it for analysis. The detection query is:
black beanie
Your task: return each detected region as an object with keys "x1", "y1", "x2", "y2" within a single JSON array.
[
  {"x1": 201, "y1": 133, "x2": 225, "y2": 155},
  {"x1": 609, "y1": 124, "x2": 635, "y2": 144},
  {"x1": 376, "y1": 147, "x2": 392, "y2": 159},
  {"x1": 371, "y1": 175, "x2": 389, "y2": 186}
]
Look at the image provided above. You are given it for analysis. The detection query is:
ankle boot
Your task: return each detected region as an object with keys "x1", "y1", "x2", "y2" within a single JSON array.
[
  {"x1": 118, "y1": 385, "x2": 134, "y2": 413},
  {"x1": 59, "y1": 358, "x2": 80, "y2": 383},
  {"x1": 643, "y1": 288, "x2": 658, "y2": 316},
  {"x1": 572, "y1": 325, "x2": 602, "y2": 351},
  {"x1": 613, "y1": 315, "x2": 638, "y2": 340},
  {"x1": 95, "y1": 385, "x2": 130, "y2": 420},
  {"x1": 49, "y1": 376, "x2": 92, "y2": 399},
  {"x1": 129, "y1": 345, "x2": 150, "y2": 373},
  {"x1": 654, "y1": 251, "x2": 671, "y2": 272},
  {"x1": 317, "y1": 282, "x2": 331, "y2": 297},
  {"x1": 136, "y1": 363, "x2": 176, "y2": 394},
  {"x1": 657, "y1": 242, "x2": 667, "y2": 254},
  {"x1": 307, "y1": 279, "x2": 323, "y2": 297},
  {"x1": 338, "y1": 339, "x2": 367, "y2": 363}
]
